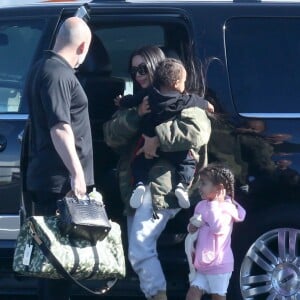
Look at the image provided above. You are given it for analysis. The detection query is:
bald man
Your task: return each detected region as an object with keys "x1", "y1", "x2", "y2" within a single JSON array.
[{"x1": 23, "y1": 17, "x2": 93, "y2": 300}]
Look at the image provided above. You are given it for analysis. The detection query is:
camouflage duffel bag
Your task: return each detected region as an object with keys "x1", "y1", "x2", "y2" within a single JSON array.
[{"x1": 13, "y1": 216, "x2": 126, "y2": 295}]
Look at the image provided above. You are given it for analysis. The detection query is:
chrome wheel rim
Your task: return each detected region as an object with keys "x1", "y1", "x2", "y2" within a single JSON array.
[{"x1": 240, "y1": 228, "x2": 300, "y2": 299}]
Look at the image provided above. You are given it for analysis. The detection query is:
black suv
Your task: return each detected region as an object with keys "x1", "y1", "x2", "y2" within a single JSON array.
[{"x1": 1, "y1": 0, "x2": 300, "y2": 299}]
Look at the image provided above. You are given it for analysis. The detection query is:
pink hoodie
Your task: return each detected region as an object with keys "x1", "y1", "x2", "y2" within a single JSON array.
[{"x1": 192, "y1": 197, "x2": 246, "y2": 274}]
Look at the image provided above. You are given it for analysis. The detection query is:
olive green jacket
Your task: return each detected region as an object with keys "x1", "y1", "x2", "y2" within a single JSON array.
[{"x1": 103, "y1": 107, "x2": 211, "y2": 215}]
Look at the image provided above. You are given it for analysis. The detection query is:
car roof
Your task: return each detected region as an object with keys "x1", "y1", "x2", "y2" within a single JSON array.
[
  {"x1": 0, "y1": 0, "x2": 91, "y2": 8},
  {"x1": 3, "y1": 0, "x2": 300, "y2": 8}
]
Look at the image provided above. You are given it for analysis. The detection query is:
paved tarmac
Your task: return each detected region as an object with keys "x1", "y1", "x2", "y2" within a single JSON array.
[{"x1": 0, "y1": 296, "x2": 215, "y2": 300}]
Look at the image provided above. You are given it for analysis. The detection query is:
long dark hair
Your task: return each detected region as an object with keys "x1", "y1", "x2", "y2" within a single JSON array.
[{"x1": 129, "y1": 45, "x2": 165, "y2": 90}]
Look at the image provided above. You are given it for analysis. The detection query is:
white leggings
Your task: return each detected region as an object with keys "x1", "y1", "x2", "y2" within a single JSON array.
[{"x1": 127, "y1": 186, "x2": 180, "y2": 299}]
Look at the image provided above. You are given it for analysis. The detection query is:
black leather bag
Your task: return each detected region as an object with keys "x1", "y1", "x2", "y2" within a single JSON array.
[{"x1": 56, "y1": 190, "x2": 111, "y2": 244}]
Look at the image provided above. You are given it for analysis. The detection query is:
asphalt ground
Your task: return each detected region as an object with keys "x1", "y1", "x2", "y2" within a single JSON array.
[{"x1": 0, "y1": 297, "x2": 186, "y2": 300}]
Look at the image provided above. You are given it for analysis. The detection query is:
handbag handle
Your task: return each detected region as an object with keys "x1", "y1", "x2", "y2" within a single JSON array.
[
  {"x1": 65, "y1": 191, "x2": 93, "y2": 203},
  {"x1": 29, "y1": 221, "x2": 118, "y2": 295}
]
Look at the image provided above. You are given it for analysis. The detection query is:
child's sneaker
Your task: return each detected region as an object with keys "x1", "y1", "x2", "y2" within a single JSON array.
[
  {"x1": 130, "y1": 182, "x2": 146, "y2": 208},
  {"x1": 175, "y1": 183, "x2": 190, "y2": 208}
]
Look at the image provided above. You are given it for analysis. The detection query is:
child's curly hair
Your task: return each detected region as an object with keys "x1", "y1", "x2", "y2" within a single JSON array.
[
  {"x1": 200, "y1": 164, "x2": 235, "y2": 200},
  {"x1": 153, "y1": 58, "x2": 185, "y2": 89}
]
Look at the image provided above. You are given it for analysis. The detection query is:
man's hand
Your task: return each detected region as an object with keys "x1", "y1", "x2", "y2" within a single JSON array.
[
  {"x1": 71, "y1": 172, "x2": 86, "y2": 198},
  {"x1": 136, "y1": 134, "x2": 160, "y2": 159}
]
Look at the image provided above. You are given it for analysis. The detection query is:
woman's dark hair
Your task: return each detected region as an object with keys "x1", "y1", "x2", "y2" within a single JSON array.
[
  {"x1": 183, "y1": 43, "x2": 222, "y2": 110},
  {"x1": 200, "y1": 164, "x2": 235, "y2": 200},
  {"x1": 129, "y1": 45, "x2": 165, "y2": 86}
]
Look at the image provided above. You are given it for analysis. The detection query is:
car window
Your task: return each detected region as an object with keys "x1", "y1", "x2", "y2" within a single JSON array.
[
  {"x1": 95, "y1": 25, "x2": 164, "y2": 77},
  {"x1": 0, "y1": 19, "x2": 45, "y2": 113},
  {"x1": 94, "y1": 25, "x2": 164, "y2": 94},
  {"x1": 225, "y1": 17, "x2": 300, "y2": 116}
]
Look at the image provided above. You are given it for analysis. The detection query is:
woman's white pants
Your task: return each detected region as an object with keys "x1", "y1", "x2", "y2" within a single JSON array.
[{"x1": 127, "y1": 186, "x2": 180, "y2": 299}]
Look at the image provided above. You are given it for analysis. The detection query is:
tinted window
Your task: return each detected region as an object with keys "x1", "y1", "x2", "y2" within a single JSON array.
[
  {"x1": 0, "y1": 19, "x2": 45, "y2": 113},
  {"x1": 95, "y1": 25, "x2": 164, "y2": 78},
  {"x1": 92, "y1": 25, "x2": 164, "y2": 95},
  {"x1": 225, "y1": 18, "x2": 300, "y2": 115}
]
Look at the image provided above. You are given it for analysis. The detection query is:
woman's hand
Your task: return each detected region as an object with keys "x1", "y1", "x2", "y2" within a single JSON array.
[
  {"x1": 137, "y1": 96, "x2": 151, "y2": 116},
  {"x1": 136, "y1": 134, "x2": 160, "y2": 159}
]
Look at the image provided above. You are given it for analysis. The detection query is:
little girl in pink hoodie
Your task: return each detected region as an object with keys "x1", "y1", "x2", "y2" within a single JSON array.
[{"x1": 185, "y1": 164, "x2": 246, "y2": 300}]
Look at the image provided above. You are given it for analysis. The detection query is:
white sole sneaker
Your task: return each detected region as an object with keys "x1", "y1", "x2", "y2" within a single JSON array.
[
  {"x1": 130, "y1": 185, "x2": 146, "y2": 208},
  {"x1": 175, "y1": 187, "x2": 190, "y2": 209}
]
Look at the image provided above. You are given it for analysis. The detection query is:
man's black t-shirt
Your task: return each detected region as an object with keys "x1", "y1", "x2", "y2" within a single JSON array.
[{"x1": 25, "y1": 50, "x2": 94, "y2": 193}]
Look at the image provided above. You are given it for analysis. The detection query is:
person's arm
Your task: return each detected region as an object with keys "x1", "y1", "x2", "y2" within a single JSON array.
[
  {"x1": 197, "y1": 98, "x2": 214, "y2": 112},
  {"x1": 103, "y1": 97, "x2": 150, "y2": 150},
  {"x1": 228, "y1": 199, "x2": 247, "y2": 222},
  {"x1": 183, "y1": 93, "x2": 214, "y2": 112},
  {"x1": 115, "y1": 88, "x2": 149, "y2": 108},
  {"x1": 155, "y1": 107, "x2": 211, "y2": 152},
  {"x1": 188, "y1": 214, "x2": 203, "y2": 233},
  {"x1": 188, "y1": 204, "x2": 204, "y2": 233},
  {"x1": 193, "y1": 95, "x2": 214, "y2": 112},
  {"x1": 202, "y1": 188, "x2": 231, "y2": 234},
  {"x1": 118, "y1": 92, "x2": 143, "y2": 108},
  {"x1": 204, "y1": 200, "x2": 224, "y2": 234},
  {"x1": 39, "y1": 70, "x2": 87, "y2": 197},
  {"x1": 137, "y1": 107, "x2": 211, "y2": 158},
  {"x1": 205, "y1": 198, "x2": 246, "y2": 234},
  {"x1": 50, "y1": 122, "x2": 86, "y2": 197}
]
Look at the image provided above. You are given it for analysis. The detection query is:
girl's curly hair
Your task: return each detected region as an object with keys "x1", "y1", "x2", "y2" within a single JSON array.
[{"x1": 200, "y1": 164, "x2": 235, "y2": 200}]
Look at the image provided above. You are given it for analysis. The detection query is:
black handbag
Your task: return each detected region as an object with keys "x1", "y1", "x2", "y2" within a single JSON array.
[{"x1": 56, "y1": 189, "x2": 111, "y2": 244}]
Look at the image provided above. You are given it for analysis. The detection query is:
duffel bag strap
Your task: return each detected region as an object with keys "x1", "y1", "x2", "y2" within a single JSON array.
[{"x1": 29, "y1": 221, "x2": 118, "y2": 295}]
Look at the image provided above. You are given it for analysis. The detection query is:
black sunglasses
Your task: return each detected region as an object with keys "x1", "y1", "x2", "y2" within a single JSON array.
[{"x1": 130, "y1": 63, "x2": 148, "y2": 77}]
